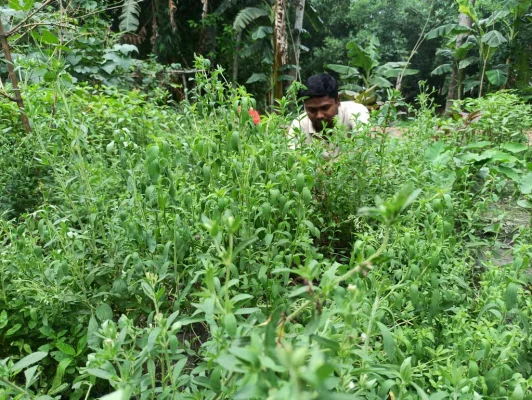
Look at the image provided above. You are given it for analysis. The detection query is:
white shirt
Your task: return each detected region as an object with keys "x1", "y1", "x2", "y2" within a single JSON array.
[
  {"x1": 288, "y1": 101, "x2": 370, "y2": 143},
  {"x1": 287, "y1": 101, "x2": 370, "y2": 158}
]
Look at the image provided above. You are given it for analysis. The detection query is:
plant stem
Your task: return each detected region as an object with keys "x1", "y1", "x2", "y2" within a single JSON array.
[{"x1": 0, "y1": 18, "x2": 31, "y2": 133}]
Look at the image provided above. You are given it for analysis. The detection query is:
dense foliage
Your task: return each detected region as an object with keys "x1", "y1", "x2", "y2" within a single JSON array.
[
  {"x1": 1, "y1": 0, "x2": 532, "y2": 399},
  {"x1": 1, "y1": 59, "x2": 532, "y2": 398}
]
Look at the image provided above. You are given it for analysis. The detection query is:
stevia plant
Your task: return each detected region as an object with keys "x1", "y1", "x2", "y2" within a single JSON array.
[{"x1": 0, "y1": 58, "x2": 531, "y2": 399}]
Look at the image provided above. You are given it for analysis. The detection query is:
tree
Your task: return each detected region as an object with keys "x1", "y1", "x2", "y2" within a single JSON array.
[{"x1": 445, "y1": 0, "x2": 475, "y2": 113}]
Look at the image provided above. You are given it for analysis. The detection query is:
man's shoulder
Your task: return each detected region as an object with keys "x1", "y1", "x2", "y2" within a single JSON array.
[
  {"x1": 339, "y1": 101, "x2": 369, "y2": 111},
  {"x1": 338, "y1": 101, "x2": 370, "y2": 124}
]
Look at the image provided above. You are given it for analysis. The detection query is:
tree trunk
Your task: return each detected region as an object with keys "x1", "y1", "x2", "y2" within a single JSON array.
[
  {"x1": 445, "y1": 0, "x2": 475, "y2": 113},
  {"x1": 198, "y1": 0, "x2": 209, "y2": 54},
  {"x1": 0, "y1": 18, "x2": 31, "y2": 133},
  {"x1": 273, "y1": 0, "x2": 288, "y2": 103},
  {"x1": 290, "y1": 0, "x2": 305, "y2": 82},
  {"x1": 232, "y1": 31, "x2": 242, "y2": 86}
]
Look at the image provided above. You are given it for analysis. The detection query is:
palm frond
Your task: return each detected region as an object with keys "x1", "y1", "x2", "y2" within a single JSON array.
[
  {"x1": 233, "y1": 7, "x2": 269, "y2": 33},
  {"x1": 119, "y1": 0, "x2": 142, "y2": 33}
]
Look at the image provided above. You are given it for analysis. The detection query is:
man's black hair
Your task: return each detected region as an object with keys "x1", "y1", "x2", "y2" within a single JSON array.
[{"x1": 298, "y1": 73, "x2": 338, "y2": 100}]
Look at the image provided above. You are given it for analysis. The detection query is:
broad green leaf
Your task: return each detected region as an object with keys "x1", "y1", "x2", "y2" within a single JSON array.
[
  {"x1": 425, "y1": 142, "x2": 445, "y2": 162},
  {"x1": 369, "y1": 76, "x2": 393, "y2": 88},
  {"x1": 492, "y1": 166, "x2": 520, "y2": 182},
  {"x1": 119, "y1": 0, "x2": 141, "y2": 32},
  {"x1": 251, "y1": 26, "x2": 272, "y2": 40},
  {"x1": 486, "y1": 68, "x2": 508, "y2": 86},
  {"x1": 458, "y1": 3, "x2": 478, "y2": 23},
  {"x1": 459, "y1": 56, "x2": 478, "y2": 69},
  {"x1": 12, "y1": 352, "x2": 48, "y2": 372},
  {"x1": 431, "y1": 64, "x2": 452, "y2": 76},
  {"x1": 346, "y1": 40, "x2": 376, "y2": 72},
  {"x1": 517, "y1": 199, "x2": 532, "y2": 209},
  {"x1": 501, "y1": 142, "x2": 528, "y2": 153},
  {"x1": 519, "y1": 172, "x2": 532, "y2": 194},
  {"x1": 426, "y1": 23, "x2": 471, "y2": 40},
  {"x1": 9, "y1": 0, "x2": 35, "y2": 11},
  {"x1": 233, "y1": 7, "x2": 269, "y2": 33},
  {"x1": 481, "y1": 30, "x2": 507, "y2": 48},
  {"x1": 383, "y1": 68, "x2": 419, "y2": 78},
  {"x1": 479, "y1": 149, "x2": 517, "y2": 163},
  {"x1": 246, "y1": 73, "x2": 268, "y2": 84},
  {"x1": 96, "y1": 303, "x2": 113, "y2": 322},
  {"x1": 40, "y1": 30, "x2": 59, "y2": 45},
  {"x1": 326, "y1": 64, "x2": 360, "y2": 79}
]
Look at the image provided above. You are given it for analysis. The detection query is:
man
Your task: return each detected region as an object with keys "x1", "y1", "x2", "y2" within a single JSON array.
[{"x1": 288, "y1": 73, "x2": 370, "y2": 156}]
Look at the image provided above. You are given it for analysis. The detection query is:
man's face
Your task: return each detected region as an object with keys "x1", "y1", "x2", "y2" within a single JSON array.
[{"x1": 304, "y1": 96, "x2": 340, "y2": 132}]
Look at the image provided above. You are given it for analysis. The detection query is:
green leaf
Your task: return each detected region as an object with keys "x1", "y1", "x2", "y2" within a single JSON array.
[
  {"x1": 0, "y1": 310, "x2": 7, "y2": 329},
  {"x1": 504, "y1": 283, "x2": 519, "y2": 310},
  {"x1": 246, "y1": 73, "x2": 268, "y2": 84},
  {"x1": 346, "y1": 40, "x2": 376, "y2": 72},
  {"x1": 233, "y1": 237, "x2": 257, "y2": 257},
  {"x1": 9, "y1": 0, "x2": 35, "y2": 11},
  {"x1": 86, "y1": 368, "x2": 117, "y2": 381},
  {"x1": 12, "y1": 352, "x2": 48, "y2": 372},
  {"x1": 479, "y1": 149, "x2": 517, "y2": 163},
  {"x1": 171, "y1": 358, "x2": 188, "y2": 384},
  {"x1": 6, "y1": 323, "x2": 21, "y2": 336},
  {"x1": 24, "y1": 365, "x2": 39, "y2": 388},
  {"x1": 492, "y1": 166, "x2": 520, "y2": 182},
  {"x1": 51, "y1": 357, "x2": 73, "y2": 390},
  {"x1": 502, "y1": 142, "x2": 528, "y2": 153},
  {"x1": 40, "y1": 30, "x2": 59, "y2": 45},
  {"x1": 425, "y1": 142, "x2": 445, "y2": 162},
  {"x1": 377, "y1": 322, "x2": 396, "y2": 361},
  {"x1": 233, "y1": 7, "x2": 269, "y2": 33},
  {"x1": 96, "y1": 303, "x2": 113, "y2": 322},
  {"x1": 326, "y1": 64, "x2": 360, "y2": 79},
  {"x1": 251, "y1": 26, "x2": 272, "y2": 40},
  {"x1": 481, "y1": 30, "x2": 507, "y2": 48},
  {"x1": 119, "y1": 0, "x2": 141, "y2": 33},
  {"x1": 369, "y1": 76, "x2": 393, "y2": 88},
  {"x1": 486, "y1": 68, "x2": 508, "y2": 86},
  {"x1": 56, "y1": 342, "x2": 76, "y2": 356},
  {"x1": 431, "y1": 64, "x2": 453, "y2": 76},
  {"x1": 459, "y1": 56, "x2": 478, "y2": 69},
  {"x1": 426, "y1": 23, "x2": 471, "y2": 40},
  {"x1": 87, "y1": 315, "x2": 100, "y2": 349}
]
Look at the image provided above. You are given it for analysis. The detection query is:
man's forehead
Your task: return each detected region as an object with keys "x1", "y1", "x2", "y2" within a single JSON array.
[{"x1": 304, "y1": 96, "x2": 337, "y2": 108}]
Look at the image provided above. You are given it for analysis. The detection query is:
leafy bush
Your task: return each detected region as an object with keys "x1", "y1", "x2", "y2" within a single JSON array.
[{"x1": 1, "y1": 65, "x2": 532, "y2": 399}]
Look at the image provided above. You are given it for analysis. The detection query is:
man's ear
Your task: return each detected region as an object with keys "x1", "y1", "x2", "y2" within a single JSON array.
[{"x1": 335, "y1": 96, "x2": 340, "y2": 104}]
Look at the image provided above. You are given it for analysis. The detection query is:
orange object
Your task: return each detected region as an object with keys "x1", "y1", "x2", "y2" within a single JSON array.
[{"x1": 248, "y1": 107, "x2": 260, "y2": 125}]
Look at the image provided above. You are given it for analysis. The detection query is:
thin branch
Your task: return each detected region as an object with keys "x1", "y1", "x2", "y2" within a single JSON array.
[
  {"x1": 6, "y1": 0, "x2": 55, "y2": 37},
  {"x1": 0, "y1": 91, "x2": 17, "y2": 102}
]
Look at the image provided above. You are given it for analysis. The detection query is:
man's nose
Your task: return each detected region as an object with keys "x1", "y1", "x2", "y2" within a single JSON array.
[{"x1": 317, "y1": 111, "x2": 324, "y2": 120}]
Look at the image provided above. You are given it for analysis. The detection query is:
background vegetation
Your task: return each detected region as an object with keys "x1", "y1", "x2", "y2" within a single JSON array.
[{"x1": 1, "y1": 0, "x2": 532, "y2": 399}]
